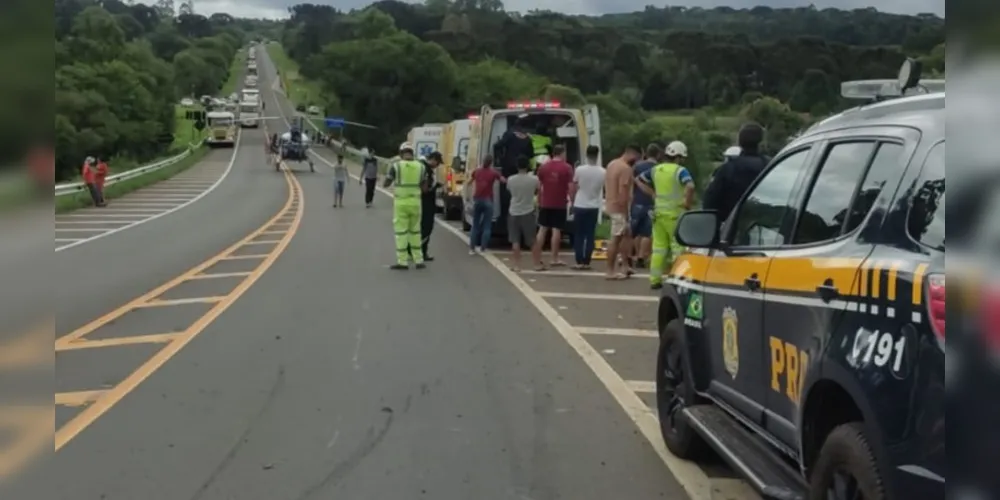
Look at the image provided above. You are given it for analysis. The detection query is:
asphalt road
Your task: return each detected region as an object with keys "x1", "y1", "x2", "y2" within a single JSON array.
[{"x1": 5, "y1": 46, "x2": 759, "y2": 499}]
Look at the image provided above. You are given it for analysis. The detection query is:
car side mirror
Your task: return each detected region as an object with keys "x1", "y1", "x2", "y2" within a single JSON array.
[
  {"x1": 675, "y1": 210, "x2": 721, "y2": 248},
  {"x1": 451, "y1": 156, "x2": 464, "y2": 172}
]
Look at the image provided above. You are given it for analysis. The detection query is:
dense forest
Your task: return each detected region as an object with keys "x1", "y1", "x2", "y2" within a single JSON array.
[
  {"x1": 278, "y1": 1, "x2": 944, "y2": 178},
  {"x1": 52, "y1": 0, "x2": 271, "y2": 181}
]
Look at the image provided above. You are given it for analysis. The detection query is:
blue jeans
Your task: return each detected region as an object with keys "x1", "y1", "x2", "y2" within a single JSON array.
[
  {"x1": 470, "y1": 199, "x2": 493, "y2": 249},
  {"x1": 572, "y1": 207, "x2": 600, "y2": 265}
]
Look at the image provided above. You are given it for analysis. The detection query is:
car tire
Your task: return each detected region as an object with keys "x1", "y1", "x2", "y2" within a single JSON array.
[
  {"x1": 808, "y1": 423, "x2": 885, "y2": 500},
  {"x1": 656, "y1": 318, "x2": 711, "y2": 460}
]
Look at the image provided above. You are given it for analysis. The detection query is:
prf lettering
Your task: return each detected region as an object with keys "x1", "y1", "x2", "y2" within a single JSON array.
[{"x1": 769, "y1": 337, "x2": 809, "y2": 405}]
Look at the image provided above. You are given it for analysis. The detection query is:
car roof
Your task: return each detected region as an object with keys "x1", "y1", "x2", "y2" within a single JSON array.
[{"x1": 798, "y1": 92, "x2": 944, "y2": 143}]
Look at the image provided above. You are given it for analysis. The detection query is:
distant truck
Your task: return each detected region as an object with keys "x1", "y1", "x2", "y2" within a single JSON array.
[{"x1": 238, "y1": 99, "x2": 260, "y2": 128}]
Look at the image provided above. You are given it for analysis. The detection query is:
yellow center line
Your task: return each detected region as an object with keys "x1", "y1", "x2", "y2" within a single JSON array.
[
  {"x1": 0, "y1": 406, "x2": 53, "y2": 480},
  {"x1": 54, "y1": 167, "x2": 304, "y2": 451},
  {"x1": 56, "y1": 333, "x2": 182, "y2": 351},
  {"x1": 220, "y1": 254, "x2": 270, "y2": 260},
  {"x1": 56, "y1": 390, "x2": 107, "y2": 407},
  {"x1": 187, "y1": 272, "x2": 252, "y2": 280},
  {"x1": 137, "y1": 296, "x2": 227, "y2": 308},
  {"x1": 244, "y1": 239, "x2": 282, "y2": 244}
]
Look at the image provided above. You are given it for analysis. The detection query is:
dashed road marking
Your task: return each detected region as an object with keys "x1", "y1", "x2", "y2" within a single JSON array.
[
  {"x1": 578, "y1": 326, "x2": 657, "y2": 337},
  {"x1": 538, "y1": 291, "x2": 658, "y2": 302}
]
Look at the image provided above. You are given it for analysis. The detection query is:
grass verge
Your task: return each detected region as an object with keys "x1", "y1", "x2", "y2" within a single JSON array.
[
  {"x1": 221, "y1": 49, "x2": 248, "y2": 96},
  {"x1": 55, "y1": 146, "x2": 211, "y2": 213}
]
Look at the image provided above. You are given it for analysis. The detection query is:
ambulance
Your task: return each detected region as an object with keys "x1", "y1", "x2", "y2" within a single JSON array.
[
  {"x1": 462, "y1": 100, "x2": 601, "y2": 237},
  {"x1": 438, "y1": 117, "x2": 473, "y2": 220}
]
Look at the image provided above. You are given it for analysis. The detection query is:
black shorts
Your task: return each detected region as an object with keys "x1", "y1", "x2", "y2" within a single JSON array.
[{"x1": 537, "y1": 207, "x2": 566, "y2": 229}]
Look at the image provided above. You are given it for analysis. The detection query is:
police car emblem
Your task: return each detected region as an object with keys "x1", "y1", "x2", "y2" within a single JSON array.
[{"x1": 722, "y1": 306, "x2": 739, "y2": 379}]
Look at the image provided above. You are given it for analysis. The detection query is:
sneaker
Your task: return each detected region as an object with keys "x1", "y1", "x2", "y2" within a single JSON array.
[
  {"x1": 650, "y1": 282, "x2": 663, "y2": 290},
  {"x1": 469, "y1": 249, "x2": 477, "y2": 255},
  {"x1": 424, "y1": 256, "x2": 435, "y2": 262},
  {"x1": 389, "y1": 264, "x2": 408, "y2": 270},
  {"x1": 477, "y1": 247, "x2": 487, "y2": 253}
]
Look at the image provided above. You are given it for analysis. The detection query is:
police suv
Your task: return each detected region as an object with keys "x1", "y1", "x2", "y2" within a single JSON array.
[{"x1": 655, "y1": 59, "x2": 944, "y2": 500}]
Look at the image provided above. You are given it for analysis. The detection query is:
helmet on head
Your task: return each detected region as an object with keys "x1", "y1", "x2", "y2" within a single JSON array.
[
  {"x1": 665, "y1": 141, "x2": 688, "y2": 158},
  {"x1": 84, "y1": 156, "x2": 95, "y2": 164},
  {"x1": 723, "y1": 146, "x2": 741, "y2": 158},
  {"x1": 398, "y1": 142, "x2": 414, "y2": 153}
]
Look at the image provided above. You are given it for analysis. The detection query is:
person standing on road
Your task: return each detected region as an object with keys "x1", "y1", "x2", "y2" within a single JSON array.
[
  {"x1": 332, "y1": 154, "x2": 348, "y2": 207},
  {"x1": 80, "y1": 157, "x2": 104, "y2": 207},
  {"x1": 468, "y1": 155, "x2": 505, "y2": 254},
  {"x1": 409, "y1": 151, "x2": 442, "y2": 261},
  {"x1": 532, "y1": 144, "x2": 573, "y2": 269},
  {"x1": 384, "y1": 143, "x2": 427, "y2": 270},
  {"x1": 359, "y1": 148, "x2": 379, "y2": 207},
  {"x1": 636, "y1": 140, "x2": 695, "y2": 289},
  {"x1": 703, "y1": 123, "x2": 768, "y2": 222},
  {"x1": 630, "y1": 144, "x2": 661, "y2": 269},
  {"x1": 95, "y1": 158, "x2": 109, "y2": 206},
  {"x1": 603, "y1": 145, "x2": 641, "y2": 279},
  {"x1": 570, "y1": 145, "x2": 605, "y2": 269},
  {"x1": 505, "y1": 155, "x2": 539, "y2": 272}
]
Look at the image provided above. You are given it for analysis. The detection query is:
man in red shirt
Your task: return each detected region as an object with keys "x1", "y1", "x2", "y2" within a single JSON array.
[
  {"x1": 468, "y1": 155, "x2": 505, "y2": 253},
  {"x1": 80, "y1": 157, "x2": 104, "y2": 207},
  {"x1": 533, "y1": 144, "x2": 573, "y2": 269},
  {"x1": 95, "y1": 158, "x2": 109, "y2": 206}
]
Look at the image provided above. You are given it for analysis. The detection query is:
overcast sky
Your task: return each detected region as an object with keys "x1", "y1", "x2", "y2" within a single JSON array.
[{"x1": 160, "y1": 0, "x2": 943, "y2": 20}]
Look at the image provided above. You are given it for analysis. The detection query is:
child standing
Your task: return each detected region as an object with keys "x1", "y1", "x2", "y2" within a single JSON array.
[{"x1": 332, "y1": 154, "x2": 348, "y2": 207}]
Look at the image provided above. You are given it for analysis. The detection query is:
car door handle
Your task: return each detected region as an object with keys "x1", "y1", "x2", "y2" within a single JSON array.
[
  {"x1": 816, "y1": 279, "x2": 839, "y2": 302},
  {"x1": 744, "y1": 274, "x2": 761, "y2": 291}
]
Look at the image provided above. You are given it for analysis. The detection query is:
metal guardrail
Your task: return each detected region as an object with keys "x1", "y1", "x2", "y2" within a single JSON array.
[{"x1": 54, "y1": 141, "x2": 204, "y2": 197}]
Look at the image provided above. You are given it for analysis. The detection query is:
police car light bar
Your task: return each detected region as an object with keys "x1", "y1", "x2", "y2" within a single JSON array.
[
  {"x1": 840, "y1": 79, "x2": 945, "y2": 100},
  {"x1": 506, "y1": 101, "x2": 561, "y2": 109},
  {"x1": 467, "y1": 114, "x2": 479, "y2": 119}
]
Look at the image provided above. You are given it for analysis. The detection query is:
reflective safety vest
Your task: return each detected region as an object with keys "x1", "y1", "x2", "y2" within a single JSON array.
[
  {"x1": 651, "y1": 162, "x2": 685, "y2": 216},
  {"x1": 394, "y1": 160, "x2": 424, "y2": 206},
  {"x1": 529, "y1": 134, "x2": 551, "y2": 156}
]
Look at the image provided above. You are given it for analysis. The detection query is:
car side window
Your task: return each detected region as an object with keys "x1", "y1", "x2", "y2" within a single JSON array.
[
  {"x1": 793, "y1": 141, "x2": 885, "y2": 245},
  {"x1": 730, "y1": 148, "x2": 811, "y2": 247},
  {"x1": 843, "y1": 142, "x2": 904, "y2": 233},
  {"x1": 907, "y1": 141, "x2": 945, "y2": 251}
]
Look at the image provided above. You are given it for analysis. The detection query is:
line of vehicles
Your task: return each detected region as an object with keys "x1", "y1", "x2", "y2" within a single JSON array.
[{"x1": 204, "y1": 45, "x2": 263, "y2": 147}]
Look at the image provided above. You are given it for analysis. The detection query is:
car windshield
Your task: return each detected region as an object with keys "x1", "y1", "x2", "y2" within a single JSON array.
[
  {"x1": 208, "y1": 117, "x2": 232, "y2": 127},
  {"x1": 240, "y1": 105, "x2": 257, "y2": 113}
]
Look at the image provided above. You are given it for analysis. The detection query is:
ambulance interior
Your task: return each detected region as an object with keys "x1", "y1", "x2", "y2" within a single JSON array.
[{"x1": 487, "y1": 110, "x2": 582, "y2": 169}]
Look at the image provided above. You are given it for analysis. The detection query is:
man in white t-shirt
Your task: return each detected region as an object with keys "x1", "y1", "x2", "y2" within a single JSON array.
[{"x1": 569, "y1": 145, "x2": 606, "y2": 269}]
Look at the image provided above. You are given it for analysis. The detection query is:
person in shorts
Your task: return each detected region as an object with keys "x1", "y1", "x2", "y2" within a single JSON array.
[
  {"x1": 332, "y1": 154, "x2": 348, "y2": 207},
  {"x1": 629, "y1": 143, "x2": 661, "y2": 268},
  {"x1": 603, "y1": 144, "x2": 641, "y2": 279},
  {"x1": 532, "y1": 144, "x2": 573, "y2": 269},
  {"x1": 505, "y1": 156, "x2": 539, "y2": 271}
]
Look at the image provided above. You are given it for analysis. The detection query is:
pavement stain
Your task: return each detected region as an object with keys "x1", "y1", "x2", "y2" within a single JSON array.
[{"x1": 188, "y1": 365, "x2": 286, "y2": 500}]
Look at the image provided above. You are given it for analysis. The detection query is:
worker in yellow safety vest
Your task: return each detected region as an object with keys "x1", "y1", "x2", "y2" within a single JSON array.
[
  {"x1": 528, "y1": 122, "x2": 553, "y2": 170},
  {"x1": 384, "y1": 142, "x2": 428, "y2": 269},
  {"x1": 635, "y1": 140, "x2": 695, "y2": 289}
]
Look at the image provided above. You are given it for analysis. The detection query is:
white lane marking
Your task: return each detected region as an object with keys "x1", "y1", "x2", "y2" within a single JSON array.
[
  {"x1": 307, "y1": 149, "x2": 758, "y2": 500},
  {"x1": 55, "y1": 136, "x2": 241, "y2": 252},
  {"x1": 55, "y1": 238, "x2": 81, "y2": 243},
  {"x1": 626, "y1": 380, "x2": 656, "y2": 393},
  {"x1": 55, "y1": 220, "x2": 134, "y2": 225},
  {"x1": 57, "y1": 214, "x2": 150, "y2": 219},
  {"x1": 538, "y1": 291, "x2": 658, "y2": 302},
  {"x1": 577, "y1": 327, "x2": 657, "y2": 338},
  {"x1": 519, "y1": 269, "x2": 652, "y2": 278},
  {"x1": 55, "y1": 228, "x2": 106, "y2": 232},
  {"x1": 64, "y1": 208, "x2": 165, "y2": 213}
]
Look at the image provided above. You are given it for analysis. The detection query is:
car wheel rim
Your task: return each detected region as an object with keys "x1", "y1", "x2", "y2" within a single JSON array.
[
  {"x1": 827, "y1": 468, "x2": 863, "y2": 500},
  {"x1": 658, "y1": 338, "x2": 685, "y2": 429}
]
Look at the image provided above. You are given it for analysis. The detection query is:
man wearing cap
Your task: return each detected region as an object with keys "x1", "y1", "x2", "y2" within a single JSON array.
[
  {"x1": 384, "y1": 142, "x2": 427, "y2": 269},
  {"x1": 636, "y1": 140, "x2": 695, "y2": 289},
  {"x1": 703, "y1": 123, "x2": 770, "y2": 222}
]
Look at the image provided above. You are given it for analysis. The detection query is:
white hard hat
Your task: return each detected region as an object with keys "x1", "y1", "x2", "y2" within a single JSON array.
[
  {"x1": 665, "y1": 141, "x2": 688, "y2": 157},
  {"x1": 85, "y1": 156, "x2": 95, "y2": 164},
  {"x1": 723, "y1": 146, "x2": 741, "y2": 158},
  {"x1": 399, "y1": 142, "x2": 413, "y2": 152}
]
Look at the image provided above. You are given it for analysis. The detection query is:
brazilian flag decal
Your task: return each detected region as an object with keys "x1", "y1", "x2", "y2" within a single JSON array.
[{"x1": 686, "y1": 292, "x2": 703, "y2": 320}]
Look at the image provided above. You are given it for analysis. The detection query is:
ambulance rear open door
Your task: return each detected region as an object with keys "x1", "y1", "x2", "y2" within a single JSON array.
[{"x1": 583, "y1": 104, "x2": 602, "y2": 166}]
